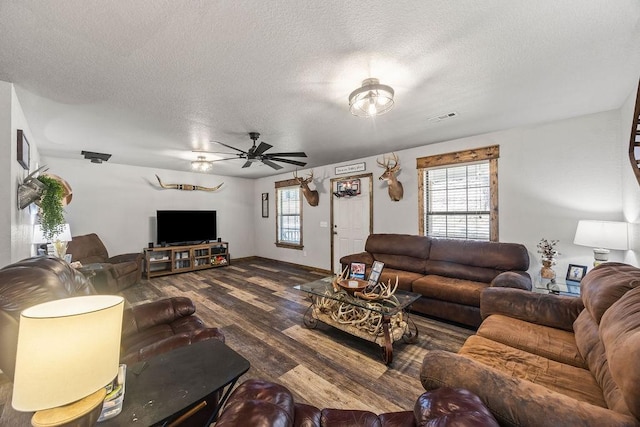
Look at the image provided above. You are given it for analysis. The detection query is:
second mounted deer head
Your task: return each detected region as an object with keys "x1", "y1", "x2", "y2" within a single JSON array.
[
  {"x1": 293, "y1": 169, "x2": 319, "y2": 206},
  {"x1": 377, "y1": 153, "x2": 403, "y2": 201}
]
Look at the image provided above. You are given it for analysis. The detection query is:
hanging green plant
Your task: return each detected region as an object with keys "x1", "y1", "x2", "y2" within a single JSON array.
[{"x1": 36, "y1": 175, "x2": 66, "y2": 242}]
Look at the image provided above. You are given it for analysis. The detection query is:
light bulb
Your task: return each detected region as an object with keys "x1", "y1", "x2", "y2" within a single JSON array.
[{"x1": 367, "y1": 96, "x2": 377, "y2": 116}]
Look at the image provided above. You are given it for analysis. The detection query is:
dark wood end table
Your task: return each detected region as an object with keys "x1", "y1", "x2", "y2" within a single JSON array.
[{"x1": 101, "y1": 339, "x2": 250, "y2": 426}]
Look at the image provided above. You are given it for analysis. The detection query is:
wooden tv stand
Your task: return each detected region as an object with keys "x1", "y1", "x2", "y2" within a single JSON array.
[{"x1": 143, "y1": 242, "x2": 229, "y2": 279}]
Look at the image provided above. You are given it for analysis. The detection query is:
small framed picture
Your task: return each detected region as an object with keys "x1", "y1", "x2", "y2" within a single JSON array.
[
  {"x1": 350, "y1": 262, "x2": 366, "y2": 279},
  {"x1": 17, "y1": 129, "x2": 30, "y2": 170},
  {"x1": 261, "y1": 193, "x2": 269, "y2": 218},
  {"x1": 566, "y1": 264, "x2": 587, "y2": 283}
]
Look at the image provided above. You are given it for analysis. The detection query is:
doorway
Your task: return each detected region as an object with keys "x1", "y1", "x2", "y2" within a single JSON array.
[{"x1": 330, "y1": 173, "x2": 373, "y2": 273}]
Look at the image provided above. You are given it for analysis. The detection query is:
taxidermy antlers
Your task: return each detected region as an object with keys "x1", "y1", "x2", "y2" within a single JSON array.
[
  {"x1": 293, "y1": 169, "x2": 319, "y2": 206},
  {"x1": 377, "y1": 153, "x2": 403, "y2": 201},
  {"x1": 155, "y1": 175, "x2": 223, "y2": 192}
]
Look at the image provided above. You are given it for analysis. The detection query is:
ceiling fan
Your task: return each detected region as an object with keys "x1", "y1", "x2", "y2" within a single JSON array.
[{"x1": 194, "y1": 132, "x2": 307, "y2": 170}]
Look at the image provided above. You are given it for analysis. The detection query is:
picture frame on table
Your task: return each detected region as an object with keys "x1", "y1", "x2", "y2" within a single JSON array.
[
  {"x1": 566, "y1": 264, "x2": 588, "y2": 283},
  {"x1": 350, "y1": 262, "x2": 366, "y2": 279},
  {"x1": 261, "y1": 193, "x2": 269, "y2": 218},
  {"x1": 17, "y1": 129, "x2": 30, "y2": 170}
]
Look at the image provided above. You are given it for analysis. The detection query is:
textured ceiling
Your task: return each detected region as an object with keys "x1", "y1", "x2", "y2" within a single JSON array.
[{"x1": 1, "y1": 1, "x2": 639, "y2": 178}]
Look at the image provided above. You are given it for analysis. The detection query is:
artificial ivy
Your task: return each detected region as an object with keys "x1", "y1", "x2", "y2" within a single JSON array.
[{"x1": 37, "y1": 175, "x2": 66, "y2": 241}]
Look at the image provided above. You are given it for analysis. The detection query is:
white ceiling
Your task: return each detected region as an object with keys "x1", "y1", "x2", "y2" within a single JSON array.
[{"x1": 1, "y1": 1, "x2": 639, "y2": 178}]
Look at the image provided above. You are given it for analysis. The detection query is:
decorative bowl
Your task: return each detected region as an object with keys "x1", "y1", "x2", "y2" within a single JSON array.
[{"x1": 337, "y1": 278, "x2": 368, "y2": 294}]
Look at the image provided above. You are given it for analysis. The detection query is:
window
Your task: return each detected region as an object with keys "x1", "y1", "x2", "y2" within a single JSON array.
[
  {"x1": 417, "y1": 146, "x2": 499, "y2": 241},
  {"x1": 275, "y1": 179, "x2": 303, "y2": 248}
]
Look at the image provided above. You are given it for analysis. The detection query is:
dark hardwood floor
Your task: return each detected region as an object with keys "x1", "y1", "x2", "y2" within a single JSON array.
[{"x1": 0, "y1": 258, "x2": 473, "y2": 425}]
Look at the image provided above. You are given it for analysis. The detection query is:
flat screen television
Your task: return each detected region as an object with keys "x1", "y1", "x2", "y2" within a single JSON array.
[{"x1": 156, "y1": 210, "x2": 217, "y2": 245}]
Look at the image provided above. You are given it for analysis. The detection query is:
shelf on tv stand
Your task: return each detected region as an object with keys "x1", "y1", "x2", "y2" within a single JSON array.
[{"x1": 143, "y1": 242, "x2": 229, "y2": 279}]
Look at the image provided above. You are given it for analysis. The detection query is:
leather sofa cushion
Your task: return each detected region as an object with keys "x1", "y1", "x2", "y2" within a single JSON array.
[
  {"x1": 425, "y1": 260, "x2": 500, "y2": 283},
  {"x1": 412, "y1": 275, "x2": 488, "y2": 306},
  {"x1": 459, "y1": 335, "x2": 607, "y2": 408},
  {"x1": 378, "y1": 268, "x2": 424, "y2": 292},
  {"x1": 581, "y1": 262, "x2": 640, "y2": 324},
  {"x1": 574, "y1": 309, "x2": 632, "y2": 416},
  {"x1": 478, "y1": 315, "x2": 587, "y2": 368},
  {"x1": 600, "y1": 286, "x2": 640, "y2": 419},
  {"x1": 428, "y1": 238, "x2": 529, "y2": 271},
  {"x1": 365, "y1": 234, "x2": 430, "y2": 274}
]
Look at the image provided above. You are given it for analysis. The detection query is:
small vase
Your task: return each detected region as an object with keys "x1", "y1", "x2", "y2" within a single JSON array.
[{"x1": 541, "y1": 260, "x2": 556, "y2": 279}]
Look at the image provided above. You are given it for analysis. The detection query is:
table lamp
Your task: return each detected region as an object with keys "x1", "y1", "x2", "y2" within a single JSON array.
[
  {"x1": 12, "y1": 295, "x2": 124, "y2": 427},
  {"x1": 573, "y1": 220, "x2": 629, "y2": 266}
]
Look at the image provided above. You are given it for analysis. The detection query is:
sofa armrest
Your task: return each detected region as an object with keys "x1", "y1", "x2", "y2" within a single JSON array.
[
  {"x1": 420, "y1": 350, "x2": 637, "y2": 427},
  {"x1": 108, "y1": 252, "x2": 143, "y2": 264},
  {"x1": 480, "y1": 287, "x2": 583, "y2": 331},
  {"x1": 339, "y1": 252, "x2": 374, "y2": 268},
  {"x1": 122, "y1": 297, "x2": 197, "y2": 336},
  {"x1": 490, "y1": 271, "x2": 532, "y2": 290}
]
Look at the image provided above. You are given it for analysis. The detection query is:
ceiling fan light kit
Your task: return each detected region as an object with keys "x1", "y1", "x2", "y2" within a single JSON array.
[
  {"x1": 191, "y1": 156, "x2": 213, "y2": 172},
  {"x1": 349, "y1": 78, "x2": 395, "y2": 118}
]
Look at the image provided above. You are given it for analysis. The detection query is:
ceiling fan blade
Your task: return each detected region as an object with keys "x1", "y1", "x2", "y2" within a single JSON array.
[
  {"x1": 262, "y1": 159, "x2": 283, "y2": 170},
  {"x1": 266, "y1": 152, "x2": 307, "y2": 158},
  {"x1": 207, "y1": 157, "x2": 241, "y2": 163},
  {"x1": 254, "y1": 142, "x2": 273, "y2": 156},
  {"x1": 241, "y1": 160, "x2": 253, "y2": 168},
  {"x1": 269, "y1": 157, "x2": 307, "y2": 167},
  {"x1": 211, "y1": 141, "x2": 248, "y2": 154},
  {"x1": 192, "y1": 150, "x2": 238, "y2": 155}
]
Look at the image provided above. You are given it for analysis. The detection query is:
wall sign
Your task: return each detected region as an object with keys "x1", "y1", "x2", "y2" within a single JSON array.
[{"x1": 335, "y1": 162, "x2": 366, "y2": 175}]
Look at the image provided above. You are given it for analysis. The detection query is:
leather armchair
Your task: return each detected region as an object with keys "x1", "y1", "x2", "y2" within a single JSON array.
[
  {"x1": 0, "y1": 256, "x2": 224, "y2": 380},
  {"x1": 66, "y1": 233, "x2": 143, "y2": 292},
  {"x1": 216, "y1": 379, "x2": 498, "y2": 426}
]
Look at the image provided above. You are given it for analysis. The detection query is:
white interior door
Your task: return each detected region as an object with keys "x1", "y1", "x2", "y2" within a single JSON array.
[{"x1": 332, "y1": 176, "x2": 371, "y2": 273}]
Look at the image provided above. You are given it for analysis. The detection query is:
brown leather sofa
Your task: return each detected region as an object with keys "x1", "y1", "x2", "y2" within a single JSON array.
[
  {"x1": 0, "y1": 256, "x2": 224, "y2": 381},
  {"x1": 66, "y1": 232, "x2": 143, "y2": 293},
  {"x1": 340, "y1": 234, "x2": 531, "y2": 327},
  {"x1": 419, "y1": 262, "x2": 640, "y2": 426},
  {"x1": 215, "y1": 379, "x2": 499, "y2": 426}
]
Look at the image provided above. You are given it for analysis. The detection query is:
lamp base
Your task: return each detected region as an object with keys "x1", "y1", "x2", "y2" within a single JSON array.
[
  {"x1": 592, "y1": 248, "x2": 610, "y2": 267},
  {"x1": 31, "y1": 388, "x2": 106, "y2": 427}
]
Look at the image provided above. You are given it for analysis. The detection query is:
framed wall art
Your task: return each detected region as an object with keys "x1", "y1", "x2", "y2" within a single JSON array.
[
  {"x1": 17, "y1": 129, "x2": 30, "y2": 170},
  {"x1": 262, "y1": 192, "x2": 269, "y2": 218}
]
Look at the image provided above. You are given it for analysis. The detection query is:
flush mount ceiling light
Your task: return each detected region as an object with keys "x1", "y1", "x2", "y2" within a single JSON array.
[
  {"x1": 191, "y1": 156, "x2": 213, "y2": 172},
  {"x1": 348, "y1": 78, "x2": 395, "y2": 118}
]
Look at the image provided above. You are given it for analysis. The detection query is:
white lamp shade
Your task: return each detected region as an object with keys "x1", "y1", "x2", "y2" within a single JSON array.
[
  {"x1": 12, "y1": 295, "x2": 124, "y2": 411},
  {"x1": 33, "y1": 223, "x2": 72, "y2": 243},
  {"x1": 573, "y1": 220, "x2": 629, "y2": 250}
]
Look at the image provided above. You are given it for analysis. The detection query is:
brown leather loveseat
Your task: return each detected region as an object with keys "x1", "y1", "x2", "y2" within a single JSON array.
[
  {"x1": 0, "y1": 256, "x2": 224, "y2": 380},
  {"x1": 340, "y1": 234, "x2": 531, "y2": 327},
  {"x1": 215, "y1": 379, "x2": 499, "y2": 426},
  {"x1": 420, "y1": 262, "x2": 640, "y2": 426}
]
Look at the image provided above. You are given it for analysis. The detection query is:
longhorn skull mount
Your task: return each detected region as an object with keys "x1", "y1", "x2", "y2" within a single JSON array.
[{"x1": 155, "y1": 175, "x2": 223, "y2": 192}]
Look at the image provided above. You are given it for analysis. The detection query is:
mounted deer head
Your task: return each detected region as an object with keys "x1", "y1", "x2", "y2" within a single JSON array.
[
  {"x1": 293, "y1": 170, "x2": 319, "y2": 207},
  {"x1": 377, "y1": 153, "x2": 403, "y2": 201}
]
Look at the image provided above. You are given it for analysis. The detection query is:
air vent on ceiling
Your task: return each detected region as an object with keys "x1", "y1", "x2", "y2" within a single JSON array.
[
  {"x1": 428, "y1": 111, "x2": 458, "y2": 123},
  {"x1": 81, "y1": 150, "x2": 112, "y2": 164}
]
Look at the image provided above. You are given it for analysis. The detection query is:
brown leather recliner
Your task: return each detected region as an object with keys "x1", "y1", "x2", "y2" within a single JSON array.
[
  {"x1": 66, "y1": 233, "x2": 143, "y2": 293},
  {"x1": 0, "y1": 256, "x2": 224, "y2": 381},
  {"x1": 215, "y1": 379, "x2": 499, "y2": 426}
]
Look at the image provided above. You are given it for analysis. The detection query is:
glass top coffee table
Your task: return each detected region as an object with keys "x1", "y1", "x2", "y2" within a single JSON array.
[{"x1": 295, "y1": 276, "x2": 420, "y2": 364}]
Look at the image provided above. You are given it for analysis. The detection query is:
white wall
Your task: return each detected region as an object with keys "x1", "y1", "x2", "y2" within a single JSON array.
[
  {"x1": 41, "y1": 157, "x2": 256, "y2": 258},
  {"x1": 254, "y1": 109, "x2": 633, "y2": 278},
  {"x1": 0, "y1": 81, "x2": 40, "y2": 266},
  {"x1": 620, "y1": 82, "x2": 640, "y2": 266}
]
